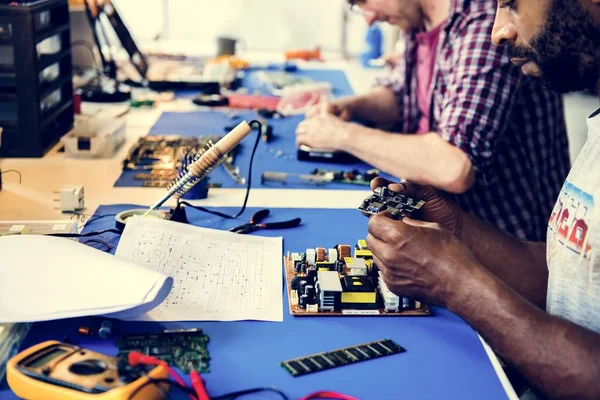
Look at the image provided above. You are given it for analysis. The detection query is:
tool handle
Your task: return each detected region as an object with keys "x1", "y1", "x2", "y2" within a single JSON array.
[
  {"x1": 189, "y1": 121, "x2": 252, "y2": 177},
  {"x1": 261, "y1": 171, "x2": 288, "y2": 183},
  {"x1": 262, "y1": 217, "x2": 302, "y2": 230},
  {"x1": 250, "y1": 209, "x2": 270, "y2": 224}
]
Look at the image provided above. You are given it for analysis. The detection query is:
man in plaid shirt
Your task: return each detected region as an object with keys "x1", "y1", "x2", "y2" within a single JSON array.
[{"x1": 296, "y1": 0, "x2": 571, "y2": 241}]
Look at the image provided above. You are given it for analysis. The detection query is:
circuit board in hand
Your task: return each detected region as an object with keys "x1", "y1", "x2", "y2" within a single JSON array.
[
  {"x1": 116, "y1": 328, "x2": 210, "y2": 373},
  {"x1": 358, "y1": 186, "x2": 425, "y2": 220},
  {"x1": 281, "y1": 339, "x2": 406, "y2": 377},
  {"x1": 284, "y1": 240, "x2": 430, "y2": 317}
]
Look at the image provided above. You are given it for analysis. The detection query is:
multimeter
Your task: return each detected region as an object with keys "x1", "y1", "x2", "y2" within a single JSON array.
[{"x1": 6, "y1": 341, "x2": 169, "y2": 400}]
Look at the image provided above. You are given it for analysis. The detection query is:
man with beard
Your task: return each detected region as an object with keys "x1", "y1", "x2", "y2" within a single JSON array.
[
  {"x1": 296, "y1": 0, "x2": 571, "y2": 242},
  {"x1": 366, "y1": 0, "x2": 600, "y2": 398}
]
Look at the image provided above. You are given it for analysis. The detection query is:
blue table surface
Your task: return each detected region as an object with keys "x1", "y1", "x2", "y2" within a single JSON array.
[
  {"x1": 0, "y1": 204, "x2": 509, "y2": 400},
  {"x1": 115, "y1": 68, "x2": 394, "y2": 191}
]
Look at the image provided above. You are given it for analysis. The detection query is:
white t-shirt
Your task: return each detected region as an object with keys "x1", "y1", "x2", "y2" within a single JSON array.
[{"x1": 547, "y1": 107, "x2": 600, "y2": 333}]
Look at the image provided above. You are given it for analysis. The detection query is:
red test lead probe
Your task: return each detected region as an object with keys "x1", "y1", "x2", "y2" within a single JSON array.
[
  {"x1": 190, "y1": 370, "x2": 211, "y2": 400},
  {"x1": 128, "y1": 352, "x2": 200, "y2": 400}
]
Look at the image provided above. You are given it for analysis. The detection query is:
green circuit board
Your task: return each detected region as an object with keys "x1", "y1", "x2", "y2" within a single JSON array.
[{"x1": 116, "y1": 328, "x2": 210, "y2": 373}]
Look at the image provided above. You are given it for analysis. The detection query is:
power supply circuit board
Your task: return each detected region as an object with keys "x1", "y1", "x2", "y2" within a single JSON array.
[
  {"x1": 284, "y1": 240, "x2": 430, "y2": 317},
  {"x1": 358, "y1": 186, "x2": 425, "y2": 220}
]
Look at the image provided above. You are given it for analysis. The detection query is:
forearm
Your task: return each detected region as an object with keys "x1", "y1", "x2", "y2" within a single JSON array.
[
  {"x1": 458, "y1": 212, "x2": 548, "y2": 308},
  {"x1": 349, "y1": 87, "x2": 401, "y2": 128},
  {"x1": 450, "y1": 267, "x2": 600, "y2": 400},
  {"x1": 343, "y1": 127, "x2": 474, "y2": 194}
]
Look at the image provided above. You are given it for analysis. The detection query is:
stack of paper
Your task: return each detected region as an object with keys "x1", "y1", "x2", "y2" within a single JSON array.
[{"x1": 0, "y1": 217, "x2": 283, "y2": 323}]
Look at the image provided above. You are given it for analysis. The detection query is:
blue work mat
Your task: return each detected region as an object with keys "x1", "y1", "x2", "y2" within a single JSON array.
[
  {"x1": 242, "y1": 68, "x2": 356, "y2": 98},
  {"x1": 114, "y1": 67, "x2": 393, "y2": 190},
  {"x1": 114, "y1": 110, "x2": 392, "y2": 190},
  {"x1": 175, "y1": 68, "x2": 355, "y2": 99},
  {"x1": 2, "y1": 205, "x2": 510, "y2": 400}
]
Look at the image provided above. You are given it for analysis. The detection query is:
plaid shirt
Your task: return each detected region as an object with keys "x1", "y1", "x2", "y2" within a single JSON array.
[{"x1": 377, "y1": 0, "x2": 571, "y2": 241}]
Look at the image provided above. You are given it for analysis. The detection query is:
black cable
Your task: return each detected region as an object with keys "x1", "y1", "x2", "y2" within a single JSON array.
[
  {"x1": 47, "y1": 228, "x2": 121, "y2": 238},
  {"x1": 127, "y1": 377, "x2": 197, "y2": 400},
  {"x1": 178, "y1": 120, "x2": 262, "y2": 220},
  {"x1": 83, "y1": 238, "x2": 112, "y2": 252},
  {"x1": 211, "y1": 387, "x2": 290, "y2": 400},
  {"x1": 0, "y1": 169, "x2": 22, "y2": 184}
]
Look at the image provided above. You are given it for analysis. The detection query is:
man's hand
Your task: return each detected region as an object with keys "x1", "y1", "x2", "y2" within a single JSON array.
[
  {"x1": 296, "y1": 114, "x2": 354, "y2": 152},
  {"x1": 370, "y1": 178, "x2": 464, "y2": 236},
  {"x1": 367, "y1": 214, "x2": 481, "y2": 307},
  {"x1": 305, "y1": 98, "x2": 356, "y2": 120}
]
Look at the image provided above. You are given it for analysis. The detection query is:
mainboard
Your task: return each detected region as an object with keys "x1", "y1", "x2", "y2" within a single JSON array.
[
  {"x1": 284, "y1": 240, "x2": 430, "y2": 317},
  {"x1": 116, "y1": 328, "x2": 210, "y2": 373},
  {"x1": 358, "y1": 186, "x2": 425, "y2": 220},
  {"x1": 122, "y1": 135, "x2": 244, "y2": 187},
  {"x1": 281, "y1": 338, "x2": 406, "y2": 377}
]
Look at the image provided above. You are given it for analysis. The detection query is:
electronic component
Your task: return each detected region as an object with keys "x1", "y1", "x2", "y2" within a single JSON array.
[
  {"x1": 123, "y1": 133, "x2": 245, "y2": 187},
  {"x1": 316, "y1": 271, "x2": 343, "y2": 312},
  {"x1": 0, "y1": 220, "x2": 78, "y2": 236},
  {"x1": 378, "y1": 273, "x2": 400, "y2": 312},
  {"x1": 341, "y1": 276, "x2": 377, "y2": 310},
  {"x1": 98, "y1": 321, "x2": 112, "y2": 339},
  {"x1": 6, "y1": 340, "x2": 167, "y2": 399},
  {"x1": 78, "y1": 326, "x2": 93, "y2": 336},
  {"x1": 116, "y1": 328, "x2": 210, "y2": 374},
  {"x1": 281, "y1": 339, "x2": 406, "y2": 377},
  {"x1": 345, "y1": 257, "x2": 368, "y2": 276},
  {"x1": 261, "y1": 168, "x2": 380, "y2": 187},
  {"x1": 297, "y1": 145, "x2": 359, "y2": 164},
  {"x1": 283, "y1": 242, "x2": 430, "y2": 317},
  {"x1": 58, "y1": 185, "x2": 84, "y2": 212},
  {"x1": 358, "y1": 186, "x2": 425, "y2": 220}
]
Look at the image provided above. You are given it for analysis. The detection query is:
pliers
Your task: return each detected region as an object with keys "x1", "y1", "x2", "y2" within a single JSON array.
[{"x1": 229, "y1": 209, "x2": 301, "y2": 234}]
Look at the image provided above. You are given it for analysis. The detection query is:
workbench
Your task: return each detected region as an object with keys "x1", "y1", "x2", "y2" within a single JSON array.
[{"x1": 0, "y1": 61, "x2": 517, "y2": 400}]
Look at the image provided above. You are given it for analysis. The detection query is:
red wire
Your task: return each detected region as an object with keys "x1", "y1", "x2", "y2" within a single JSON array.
[
  {"x1": 298, "y1": 391, "x2": 360, "y2": 400},
  {"x1": 190, "y1": 370, "x2": 211, "y2": 400},
  {"x1": 128, "y1": 352, "x2": 195, "y2": 400}
]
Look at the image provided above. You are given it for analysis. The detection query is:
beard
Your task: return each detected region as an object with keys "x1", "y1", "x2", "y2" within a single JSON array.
[{"x1": 506, "y1": 0, "x2": 600, "y2": 93}]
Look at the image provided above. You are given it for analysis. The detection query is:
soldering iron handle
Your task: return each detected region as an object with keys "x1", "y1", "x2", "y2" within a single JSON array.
[{"x1": 189, "y1": 121, "x2": 253, "y2": 178}]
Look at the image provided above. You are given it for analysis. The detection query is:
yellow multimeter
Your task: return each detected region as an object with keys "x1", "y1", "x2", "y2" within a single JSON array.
[{"x1": 6, "y1": 341, "x2": 169, "y2": 400}]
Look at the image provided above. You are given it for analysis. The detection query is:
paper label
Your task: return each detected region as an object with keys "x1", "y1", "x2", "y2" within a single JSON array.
[
  {"x1": 9, "y1": 225, "x2": 25, "y2": 232},
  {"x1": 341, "y1": 309, "x2": 380, "y2": 315}
]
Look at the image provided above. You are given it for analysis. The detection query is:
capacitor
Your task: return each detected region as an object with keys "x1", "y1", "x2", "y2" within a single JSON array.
[
  {"x1": 306, "y1": 249, "x2": 316, "y2": 266},
  {"x1": 299, "y1": 294, "x2": 309, "y2": 309},
  {"x1": 294, "y1": 260, "x2": 303, "y2": 273},
  {"x1": 305, "y1": 285, "x2": 316, "y2": 300},
  {"x1": 335, "y1": 260, "x2": 344, "y2": 272},
  {"x1": 307, "y1": 267, "x2": 317, "y2": 284},
  {"x1": 337, "y1": 245, "x2": 352, "y2": 261},
  {"x1": 98, "y1": 320, "x2": 112, "y2": 339},
  {"x1": 301, "y1": 262, "x2": 308, "y2": 274},
  {"x1": 328, "y1": 248, "x2": 338, "y2": 262},
  {"x1": 402, "y1": 297, "x2": 411, "y2": 309},
  {"x1": 316, "y1": 247, "x2": 326, "y2": 262},
  {"x1": 291, "y1": 276, "x2": 303, "y2": 291},
  {"x1": 299, "y1": 280, "x2": 308, "y2": 296}
]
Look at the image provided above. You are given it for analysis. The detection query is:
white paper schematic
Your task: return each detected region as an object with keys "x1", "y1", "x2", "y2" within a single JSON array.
[{"x1": 116, "y1": 217, "x2": 283, "y2": 322}]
